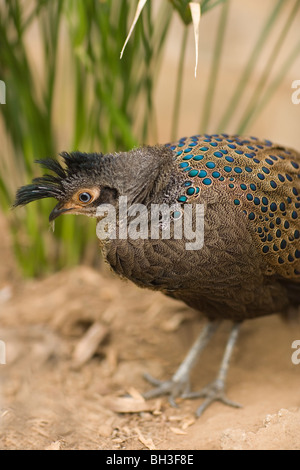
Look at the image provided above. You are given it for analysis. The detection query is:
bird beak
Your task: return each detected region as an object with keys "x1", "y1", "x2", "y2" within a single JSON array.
[{"x1": 49, "y1": 203, "x2": 74, "y2": 222}]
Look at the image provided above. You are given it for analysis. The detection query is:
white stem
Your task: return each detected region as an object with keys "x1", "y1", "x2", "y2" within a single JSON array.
[
  {"x1": 120, "y1": 0, "x2": 148, "y2": 59},
  {"x1": 189, "y1": 2, "x2": 201, "y2": 78}
]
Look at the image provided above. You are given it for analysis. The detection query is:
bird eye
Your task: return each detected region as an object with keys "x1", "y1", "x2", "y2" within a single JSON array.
[{"x1": 78, "y1": 192, "x2": 92, "y2": 204}]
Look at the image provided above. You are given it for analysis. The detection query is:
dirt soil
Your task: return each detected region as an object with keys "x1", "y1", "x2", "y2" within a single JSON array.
[{"x1": 0, "y1": 211, "x2": 300, "y2": 450}]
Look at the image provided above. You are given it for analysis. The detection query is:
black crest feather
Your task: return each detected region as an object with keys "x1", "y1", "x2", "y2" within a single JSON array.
[{"x1": 13, "y1": 151, "x2": 104, "y2": 207}]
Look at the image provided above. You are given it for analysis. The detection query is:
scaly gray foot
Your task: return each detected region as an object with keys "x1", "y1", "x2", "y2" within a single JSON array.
[
  {"x1": 182, "y1": 379, "x2": 242, "y2": 417},
  {"x1": 143, "y1": 372, "x2": 191, "y2": 408}
]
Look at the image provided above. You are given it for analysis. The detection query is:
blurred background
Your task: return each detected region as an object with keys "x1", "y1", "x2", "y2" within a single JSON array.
[
  {"x1": 1, "y1": 0, "x2": 300, "y2": 450},
  {"x1": 1, "y1": 0, "x2": 300, "y2": 278}
]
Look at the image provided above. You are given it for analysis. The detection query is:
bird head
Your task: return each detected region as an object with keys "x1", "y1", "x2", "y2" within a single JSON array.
[
  {"x1": 14, "y1": 151, "x2": 120, "y2": 222},
  {"x1": 14, "y1": 147, "x2": 176, "y2": 222}
]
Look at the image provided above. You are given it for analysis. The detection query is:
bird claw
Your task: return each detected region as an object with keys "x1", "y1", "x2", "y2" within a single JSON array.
[
  {"x1": 182, "y1": 379, "x2": 242, "y2": 417},
  {"x1": 143, "y1": 374, "x2": 241, "y2": 416},
  {"x1": 143, "y1": 372, "x2": 190, "y2": 407}
]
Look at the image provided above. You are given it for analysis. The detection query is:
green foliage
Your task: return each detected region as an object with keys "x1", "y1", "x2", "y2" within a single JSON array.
[
  {"x1": 0, "y1": 0, "x2": 171, "y2": 276},
  {"x1": 170, "y1": 0, "x2": 228, "y2": 24}
]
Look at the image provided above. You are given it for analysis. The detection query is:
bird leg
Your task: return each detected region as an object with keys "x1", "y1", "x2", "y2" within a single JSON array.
[
  {"x1": 182, "y1": 322, "x2": 242, "y2": 416},
  {"x1": 143, "y1": 321, "x2": 220, "y2": 407}
]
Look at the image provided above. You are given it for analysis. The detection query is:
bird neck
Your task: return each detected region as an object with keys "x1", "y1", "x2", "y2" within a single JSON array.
[{"x1": 111, "y1": 145, "x2": 177, "y2": 206}]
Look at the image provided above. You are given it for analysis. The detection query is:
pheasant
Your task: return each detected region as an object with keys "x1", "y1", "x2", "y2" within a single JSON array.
[{"x1": 14, "y1": 134, "x2": 300, "y2": 416}]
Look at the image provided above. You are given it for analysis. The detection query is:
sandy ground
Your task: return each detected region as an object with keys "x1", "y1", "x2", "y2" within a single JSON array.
[{"x1": 0, "y1": 211, "x2": 299, "y2": 450}]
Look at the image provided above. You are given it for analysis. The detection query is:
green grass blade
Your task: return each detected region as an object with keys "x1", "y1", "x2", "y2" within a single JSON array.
[
  {"x1": 217, "y1": 0, "x2": 285, "y2": 132},
  {"x1": 237, "y1": 0, "x2": 300, "y2": 134},
  {"x1": 200, "y1": 0, "x2": 229, "y2": 132},
  {"x1": 246, "y1": 40, "x2": 300, "y2": 130},
  {"x1": 171, "y1": 27, "x2": 188, "y2": 141}
]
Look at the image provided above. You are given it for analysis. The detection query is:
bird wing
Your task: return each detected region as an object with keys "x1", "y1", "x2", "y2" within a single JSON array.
[{"x1": 170, "y1": 134, "x2": 300, "y2": 282}]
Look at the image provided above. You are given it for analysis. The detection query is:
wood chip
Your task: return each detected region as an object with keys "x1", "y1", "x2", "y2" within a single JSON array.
[
  {"x1": 134, "y1": 427, "x2": 156, "y2": 450},
  {"x1": 161, "y1": 313, "x2": 186, "y2": 332},
  {"x1": 98, "y1": 424, "x2": 113, "y2": 438},
  {"x1": 152, "y1": 399, "x2": 162, "y2": 415},
  {"x1": 126, "y1": 387, "x2": 145, "y2": 402},
  {"x1": 170, "y1": 427, "x2": 187, "y2": 435},
  {"x1": 182, "y1": 417, "x2": 196, "y2": 430},
  {"x1": 169, "y1": 415, "x2": 185, "y2": 422},
  {"x1": 45, "y1": 441, "x2": 62, "y2": 450},
  {"x1": 100, "y1": 396, "x2": 155, "y2": 414},
  {"x1": 105, "y1": 346, "x2": 118, "y2": 373},
  {"x1": 72, "y1": 322, "x2": 109, "y2": 368}
]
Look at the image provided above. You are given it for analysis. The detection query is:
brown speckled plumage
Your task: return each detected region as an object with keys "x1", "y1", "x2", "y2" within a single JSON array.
[
  {"x1": 14, "y1": 133, "x2": 300, "y2": 321},
  {"x1": 172, "y1": 135, "x2": 300, "y2": 280},
  {"x1": 97, "y1": 134, "x2": 300, "y2": 322}
]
